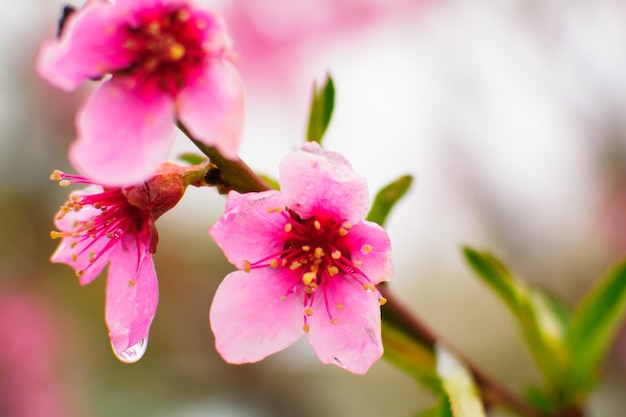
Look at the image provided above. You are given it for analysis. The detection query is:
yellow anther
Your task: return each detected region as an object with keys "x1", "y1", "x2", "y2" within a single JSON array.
[
  {"x1": 314, "y1": 247, "x2": 324, "y2": 259},
  {"x1": 70, "y1": 241, "x2": 78, "y2": 249},
  {"x1": 342, "y1": 221, "x2": 352, "y2": 230},
  {"x1": 290, "y1": 261, "x2": 302, "y2": 270},
  {"x1": 331, "y1": 250, "x2": 341, "y2": 259},
  {"x1": 301, "y1": 245, "x2": 311, "y2": 252},
  {"x1": 284, "y1": 223, "x2": 293, "y2": 232},
  {"x1": 354, "y1": 260, "x2": 362, "y2": 267},
  {"x1": 269, "y1": 259, "x2": 279, "y2": 268},
  {"x1": 266, "y1": 207, "x2": 275, "y2": 213},
  {"x1": 337, "y1": 303, "x2": 344, "y2": 310},
  {"x1": 50, "y1": 170, "x2": 62, "y2": 181},
  {"x1": 332, "y1": 318, "x2": 339, "y2": 325},
  {"x1": 177, "y1": 9, "x2": 190, "y2": 21},
  {"x1": 59, "y1": 180, "x2": 70, "y2": 187},
  {"x1": 363, "y1": 283, "x2": 376, "y2": 292},
  {"x1": 89, "y1": 252, "x2": 97, "y2": 263},
  {"x1": 168, "y1": 43, "x2": 185, "y2": 60},
  {"x1": 280, "y1": 295, "x2": 287, "y2": 301},
  {"x1": 128, "y1": 279, "x2": 136, "y2": 287},
  {"x1": 304, "y1": 308, "x2": 314, "y2": 316},
  {"x1": 243, "y1": 260, "x2": 251, "y2": 273},
  {"x1": 302, "y1": 272, "x2": 316, "y2": 285},
  {"x1": 361, "y1": 244, "x2": 373, "y2": 254},
  {"x1": 314, "y1": 220, "x2": 321, "y2": 230},
  {"x1": 76, "y1": 270, "x2": 85, "y2": 277},
  {"x1": 71, "y1": 253, "x2": 77, "y2": 262},
  {"x1": 303, "y1": 324, "x2": 310, "y2": 333},
  {"x1": 379, "y1": 297, "x2": 388, "y2": 306},
  {"x1": 50, "y1": 231, "x2": 63, "y2": 239},
  {"x1": 281, "y1": 259, "x2": 288, "y2": 267},
  {"x1": 327, "y1": 266, "x2": 339, "y2": 276},
  {"x1": 147, "y1": 22, "x2": 160, "y2": 34}
]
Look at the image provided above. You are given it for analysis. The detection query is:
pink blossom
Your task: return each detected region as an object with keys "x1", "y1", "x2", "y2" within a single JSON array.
[
  {"x1": 50, "y1": 162, "x2": 204, "y2": 362},
  {"x1": 209, "y1": 143, "x2": 393, "y2": 374},
  {"x1": 37, "y1": 0, "x2": 244, "y2": 186}
]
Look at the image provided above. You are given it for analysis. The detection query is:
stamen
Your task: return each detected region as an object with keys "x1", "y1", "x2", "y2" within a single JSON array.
[
  {"x1": 314, "y1": 220, "x2": 321, "y2": 230},
  {"x1": 331, "y1": 250, "x2": 341, "y2": 259},
  {"x1": 280, "y1": 295, "x2": 287, "y2": 301},
  {"x1": 379, "y1": 297, "x2": 387, "y2": 306},
  {"x1": 301, "y1": 245, "x2": 311, "y2": 252},
  {"x1": 302, "y1": 272, "x2": 316, "y2": 285},
  {"x1": 50, "y1": 170, "x2": 62, "y2": 181},
  {"x1": 304, "y1": 308, "x2": 314, "y2": 316},
  {"x1": 303, "y1": 324, "x2": 310, "y2": 333},
  {"x1": 361, "y1": 244, "x2": 373, "y2": 254},
  {"x1": 363, "y1": 283, "x2": 376, "y2": 292},
  {"x1": 284, "y1": 223, "x2": 293, "y2": 232},
  {"x1": 242, "y1": 260, "x2": 251, "y2": 273},
  {"x1": 337, "y1": 303, "x2": 344, "y2": 310},
  {"x1": 128, "y1": 279, "x2": 136, "y2": 287},
  {"x1": 290, "y1": 261, "x2": 302, "y2": 270},
  {"x1": 269, "y1": 259, "x2": 278, "y2": 268},
  {"x1": 331, "y1": 318, "x2": 339, "y2": 325},
  {"x1": 168, "y1": 43, "x2": 185, "y2": 60},
  {"x1": 314, "y1": 247, "x2": 324, "y2": 259}
]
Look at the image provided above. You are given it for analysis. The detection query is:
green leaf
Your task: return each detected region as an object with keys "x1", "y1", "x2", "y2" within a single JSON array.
[
  {"x1": 436, "y1": 344, "x2": 487, "y2": 417},
  {"x1": 366, "y1": 175, "x2": 413, "y2": 227},
  {"x1": 462, "y1": 247, "x2": 570, "y2": 392},
  {"x1": 177, "y1": 152, "x2": 207, "y2": 166},
  {"x1": 306, "y1": 74, "x2": 335, "y2": 144},
  {"x1": 567, "y1": 259, "x2": 626, "y2": 391},
  {"x1": 259, "y1": 174, "x2": 280, "y2": 190},
  {"x1": 414, "y1": 396, "x2": 453, "y2": 417}
]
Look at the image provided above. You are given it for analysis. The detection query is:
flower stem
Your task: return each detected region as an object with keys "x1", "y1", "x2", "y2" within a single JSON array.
[
  {"x1": 179, "y1": 127, "x2": 569, "y2": 417},
  {"x1": 177, "y1": 123, "x2": 271, "y2": 193}
]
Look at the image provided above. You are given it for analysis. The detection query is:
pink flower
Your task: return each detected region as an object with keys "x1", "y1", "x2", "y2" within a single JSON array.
[
  {"x1": 37, "y1": 0, "x2": 244, "y2": 186},
  {"x1": 209, "y1": 143, "x2": 393, "y2": 374},
  {"x1": 50, "y1": 162, "x2": 205, "y2": 362}
]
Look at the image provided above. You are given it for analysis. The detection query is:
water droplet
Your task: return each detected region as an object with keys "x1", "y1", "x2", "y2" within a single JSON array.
[
  {"x1": 332, "y1": 357, "x2": 348, "y2": 370},
  {"x1": 112, "y1": 338, "x2": 148, "y2": 363}
]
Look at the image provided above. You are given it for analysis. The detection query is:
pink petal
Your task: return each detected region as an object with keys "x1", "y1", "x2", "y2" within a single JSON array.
[
  {"x1": 209, "y1": 269, "x2": 303, "y2": 364},
  {"x1": 36, "y1": 2, "x2": 133, "y2": 91},
  {"x1": 176, "y1": 61, "x2": 245, "y2": 159},
  {"x1": 105, "y1": 236, "x2": 158, "y2": 356},
  {"x1": 209, "y1": 190, "x2": 286, "y2": 269},
  {"x1": 70, "y1": 80, "x2": 176, "y2": 186},
  {"x1": 346, "y1": 220, "x2": 393, "y2": 285},
  {"x1": 279, "y1": 143, "x2": 369, "y2": 224},
  {"x1": 306, "y1": 279, "x2": 383, "y2": 374}
]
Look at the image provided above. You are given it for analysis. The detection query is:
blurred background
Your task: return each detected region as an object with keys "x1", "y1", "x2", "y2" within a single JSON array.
[{"x1": 2, "y1": 0, "x2": 626, "y2": 415}]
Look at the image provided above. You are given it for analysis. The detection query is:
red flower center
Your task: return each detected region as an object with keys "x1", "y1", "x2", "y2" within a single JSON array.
[
  {"x1": 118, "y1": 4, "x2": 212, "y2": 96},
  {"x1": 245, "y1": 208, "x2": 383, "y2": 332}
]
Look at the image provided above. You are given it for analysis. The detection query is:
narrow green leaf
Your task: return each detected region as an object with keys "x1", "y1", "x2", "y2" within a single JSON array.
[
  {"x1": 414, "y1": 396, "x2": 453, "y2": 417},
  {"x1": 436, "y1": 344, "x2": 487, "y2": 417},
  {"x1": 567, "y1": 259, "x2": 626, "y2": 391},
  {"x1": 462, "y1": 247, "x2": 571, "y2": 392},
  {"x1": 177, "y1": 152, "x2": 207, "y2": 166},
  {"x1": 306, "y1": 74, "x2": 335, "y2": 144},
  {"x1": 259, "y1": 174, "x2": 280, "y2": 190},
  {"x1": 366, "y1": 175, "x2": 413, "y2": 227}
]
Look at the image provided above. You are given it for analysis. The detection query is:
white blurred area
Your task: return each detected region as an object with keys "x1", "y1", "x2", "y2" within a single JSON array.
[{"x1": 3, "y1": 0, "x2": 626, "y2": 416}]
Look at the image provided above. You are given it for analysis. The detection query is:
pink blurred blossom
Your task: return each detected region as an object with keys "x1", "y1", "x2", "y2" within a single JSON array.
[
  {"x1": 50, "y1": 162, "x2": 205, "y2": 362},
  {"x1": 223, "y1": 0, "x2": 427, "y2": 93},
  {"x1": 37, "y1": 0, "x2": 244, "y2": 185},
  {"x1": 209, "y1": 143, "x2": 393, "y2": 374},
  {"x1": 0, "y1": 288, "x2": 89, "y2": 417}
]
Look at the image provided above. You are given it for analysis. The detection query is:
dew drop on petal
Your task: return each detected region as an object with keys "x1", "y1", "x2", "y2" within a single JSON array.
[{"x1": 112, "y1": 338, "x2": 148, "y2": 363}]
